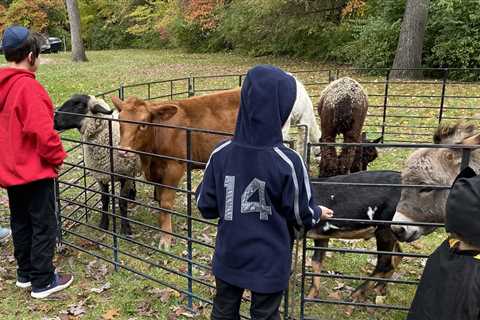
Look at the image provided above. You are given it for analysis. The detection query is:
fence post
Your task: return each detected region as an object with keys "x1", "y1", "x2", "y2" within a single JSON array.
[
  {"x1": 170, "y1": 80, "x2": 174, "y2": 100},
  {"x1": 239, "y1": 75, "x2": 243, "y2": 87},
  {"x1": 188, "y1": 78, "x2": 195, "y2": 97},
  {"x1": 306, "y1": 140, "x2": 312, "y2": 173},
  {"x1": 147, "y1": 83, "x2": 151, "y2": 100},
  {"x1": 381, "y1": 71, "x2": 390, "y2": 142},
  {"x1": 295, "y1": 124, "x2": 309, "y2": 163},
  {"x1": 82, "y1": 145, "x2": 89, "y2": 223},
  {"x1": 186, "y1": 129, "x2": 193, "y2": 310},
  {"x1": 108, "y1": 118, "x2": 119, "y2": 272},
  {"x1": 283, "y1": 286, "x2": 289, "y2": 320},
  {"x1": 438, "y1": 68, "x2": 449, "y2": 124},
  {"x1": 54, "y1": 179, "x2": 62, "y2": 245},
  {"x1": 119, "y1": 84, "x2": 125, "y2": 100},
  {"x1": 461, "y1": 148, "x2": 471, "y2": 170},
  {"x1": 299, "y1": 236, "x2": 308, "y2": 319}
]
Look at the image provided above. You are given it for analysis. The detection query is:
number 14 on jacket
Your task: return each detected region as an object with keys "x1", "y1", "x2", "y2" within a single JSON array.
[{"x1": 224, "y1": 176, "x2": 272, "y2": 221}]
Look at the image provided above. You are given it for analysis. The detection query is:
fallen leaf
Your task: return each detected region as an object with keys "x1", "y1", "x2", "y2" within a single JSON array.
[
  {"x1": 172, "y1": 306, "x2": 195, "y2": 318},
  {"x1": 0, "y1": 195, "x2": 9, "y2": 207},
  {"x1": 327, "y1": 291, "x2": 342, "y2": 300},
  {"x1": 86, "y1": 260, "x2": 109, "y2": 281},
  {"x1": 102, "y1": 309, "x2": 120, "y2": 320},
  {"x1": 148, "y1": 287, "x2": 179, "y2": 302},
  {"x1": 77, "y1": 239, "x2": 100, "y2": 250},
  {"x1": 409, "y1": 241, "x2": 424, "y2": 250},
  {"x1": 375, "y1": 295, "x2": 386, "y2": 305},
  {"x1": 90, "y1": 282, "x2": 111, "y2": 294},
  {"x1": 333, "y1": 282, "x2": 345, "y2": 291},
  {"x1": 67, "y1": 304, "x2": 86, "y2": 316},
  {"x1": 136, "y1": 301, "x2": 153, "y2": 316},
  {"x1": 344, "y1": 305, "x2": 354, "y2": 316}
]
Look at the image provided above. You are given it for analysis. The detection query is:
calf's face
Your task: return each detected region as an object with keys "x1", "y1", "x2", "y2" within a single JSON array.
[{"x1": 112, "y1": 96, "x2": 179, "y2": 157}]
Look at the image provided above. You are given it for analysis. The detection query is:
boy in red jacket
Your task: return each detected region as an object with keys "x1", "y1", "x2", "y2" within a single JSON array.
[{"x1": 0, "y1": 26, "x2": 73, "y2": 298}]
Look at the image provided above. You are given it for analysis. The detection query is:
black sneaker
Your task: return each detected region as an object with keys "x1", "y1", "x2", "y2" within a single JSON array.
[
  {"x1": 16, "y1": 275, "x2": 31, "y2": 288},
  {"x1": 31, "y1": 273, "x2": 73, "y2": 299}
]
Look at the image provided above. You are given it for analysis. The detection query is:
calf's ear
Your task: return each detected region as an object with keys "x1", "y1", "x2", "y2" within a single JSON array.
[
  {"x1": 111, "y1": 96, "x2": 124, "y2": 112},
  {"x1": 147, "y1": 104, "x2": 178, "y2": 121}
]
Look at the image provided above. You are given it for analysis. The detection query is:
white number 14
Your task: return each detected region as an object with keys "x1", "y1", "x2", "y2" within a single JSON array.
[{"x1": 224, "y1": 176, "x2": 272, "y2": 221}]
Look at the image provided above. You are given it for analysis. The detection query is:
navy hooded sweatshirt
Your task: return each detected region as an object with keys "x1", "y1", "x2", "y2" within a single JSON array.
[{"x1": 196, "y1": 65, "x2": 321, "y2": 294}]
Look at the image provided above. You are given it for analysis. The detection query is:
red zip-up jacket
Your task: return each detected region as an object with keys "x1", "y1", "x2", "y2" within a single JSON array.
[{"x1": 0, "y1": 67, "x2": 66, "y2": 188}]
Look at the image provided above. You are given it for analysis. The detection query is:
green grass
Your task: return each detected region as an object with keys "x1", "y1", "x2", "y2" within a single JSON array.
[{"x1": 0, "y1": 49, "x2": 476, "y2": 319}]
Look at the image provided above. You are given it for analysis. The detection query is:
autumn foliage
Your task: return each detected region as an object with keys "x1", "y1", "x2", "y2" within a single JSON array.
[
  {"x1": 0, "y1": 0, "x2": 66, "y2": 34},
  {"x1": 183, "y1": 0, "x2": 224, "y2": 31}
]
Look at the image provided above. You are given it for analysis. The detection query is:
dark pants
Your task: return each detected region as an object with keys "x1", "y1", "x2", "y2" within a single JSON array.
[
  {"x1": 211, "y1": 277, "x2": 283, "y2": 320},
  {"x1": 7, "y1": 179, "x2": 57, "y2": 288}
]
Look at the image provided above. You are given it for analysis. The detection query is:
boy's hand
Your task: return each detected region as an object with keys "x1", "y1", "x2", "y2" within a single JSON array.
[
  {"x1": 54, "y1": 165, "x2": 63, "y2": 174},
  {"x1": 319, "y1": 206, "x2": 334, "y2": 220}
]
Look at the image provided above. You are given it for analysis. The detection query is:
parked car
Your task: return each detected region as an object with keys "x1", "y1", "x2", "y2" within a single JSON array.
[
  {"x1": 41, "y1": 37, "x2": 63, "y2": 53},
  {"x1": 0, "y1": 35, "x2": 63, "y2": 54}
]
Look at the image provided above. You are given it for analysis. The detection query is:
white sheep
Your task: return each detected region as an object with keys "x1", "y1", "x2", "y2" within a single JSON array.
[
  {"x1": 55, "y1": 95, "x2": 141, "y2": 235},
  {"x1": 282, "y1": 76, "x2": 322, "y2": 158}
]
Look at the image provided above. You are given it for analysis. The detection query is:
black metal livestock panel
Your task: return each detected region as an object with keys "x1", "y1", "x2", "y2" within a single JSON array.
[{"x1": 54, "y1": 68, "x2": 480, "y2": 319}]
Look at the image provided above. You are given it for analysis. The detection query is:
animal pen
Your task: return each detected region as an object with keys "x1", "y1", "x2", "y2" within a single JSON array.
[{"x1": 55, "y1": 68, "x2": 480, "y2": 319}]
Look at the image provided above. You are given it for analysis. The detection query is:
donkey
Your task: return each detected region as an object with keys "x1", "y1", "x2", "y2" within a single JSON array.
[
  {"x1": 318, "y1": 77, "x2": 369, "y2": 177},
  {"x1": 308, "y1": 170, "x2": 402, "y2": 301},
  {"x1": 391, "y1": 122, "x2": 480, "y2": 242}
]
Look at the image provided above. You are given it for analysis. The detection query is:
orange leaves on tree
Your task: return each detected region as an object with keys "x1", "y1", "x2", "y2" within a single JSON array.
[
  {"x1": 341, "y1": 0, "x2": 367, "y2": 18},
  {"x1": 184, "y1": 0, "x2": 224, "y2": 31},
  {"x1": 0, "y1": 0, "x2": 65, "y2": 33}
]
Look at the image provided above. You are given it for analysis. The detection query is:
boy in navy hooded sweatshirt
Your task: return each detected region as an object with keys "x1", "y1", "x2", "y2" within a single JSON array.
[{"x1": 196, "y1": 65, "x2": 333, "y2": 319}]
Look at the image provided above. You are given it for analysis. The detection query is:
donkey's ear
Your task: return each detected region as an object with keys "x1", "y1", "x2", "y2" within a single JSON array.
[{"x1": 147, "y1": 103, "x2": 178, "y2": 121}]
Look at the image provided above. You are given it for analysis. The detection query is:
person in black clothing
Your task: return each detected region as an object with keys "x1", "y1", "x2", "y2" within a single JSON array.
[
  {"x1": 196, "y1": 65, "x2": 333, "y2": 320},
  {"x1": 407, "y1": 166, "x2": 480, "y2": 320}
]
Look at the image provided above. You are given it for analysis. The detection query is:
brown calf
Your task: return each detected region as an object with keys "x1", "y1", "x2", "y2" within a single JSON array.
[{"x1": 112, "y1": 89, "x2": 240, "y2": 249}]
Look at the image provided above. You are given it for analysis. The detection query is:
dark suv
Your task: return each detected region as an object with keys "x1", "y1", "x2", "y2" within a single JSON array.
[
  {"x1": 0, "y1": 36, "x2": 63, "y2": 54},
  {"x1": 40, "y1": 37, "x2": 63, "y2": 53}
]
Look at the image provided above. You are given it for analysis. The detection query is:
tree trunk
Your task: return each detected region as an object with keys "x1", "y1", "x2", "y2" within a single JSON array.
[
  {"x1": 65, "y1": 0, "x2": 87, "y2": 62},
  {"x1": 390, "y1": 0, "x2": 429, "y2": 79}
]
